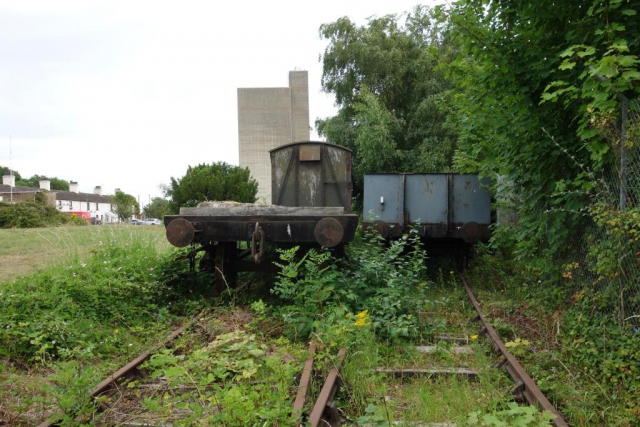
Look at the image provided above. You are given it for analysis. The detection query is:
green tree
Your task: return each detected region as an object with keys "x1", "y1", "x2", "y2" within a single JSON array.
[
  {"x1": 317, "y1": 6, "x2": 457, "y2": 200},
  {"x1": 0, "y1": 166, "x2": 21, "y2": 182},
  {"x1": 164, "y1": 162, "x2": 258, "y2": 212},
  {"x1": 440, "y1": 0, "x2": 640, "y2": 258},
  {"x1": 16, "y1": 175, "x2": 69, "y2": 191},
  {"x1": 143, "y1": 197, "x2": 172, "y2": 219},
  {"x1": 0, "y1": 168, "x2": 69, "y2": 190},
  {"x1": 111, "y1": 191, "x2": 140, "y2": 222}
]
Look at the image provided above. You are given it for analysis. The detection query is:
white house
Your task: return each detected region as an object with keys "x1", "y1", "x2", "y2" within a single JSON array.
[{"x1": 50, "y1": 181, "x2": 119, "y2": 223}]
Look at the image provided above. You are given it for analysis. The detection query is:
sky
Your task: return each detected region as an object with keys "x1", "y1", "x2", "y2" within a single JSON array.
[{"x1": 0, "y1": 0, "x2": 436, "y2": 207}]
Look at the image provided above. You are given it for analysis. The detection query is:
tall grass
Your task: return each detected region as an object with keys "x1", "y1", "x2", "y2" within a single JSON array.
[
  {"x1": 0, "y1": 232, "x2": 200, "y2": 362},
  {"x1": 0, "y1": 225, "x2": 169, "y2": 283}
]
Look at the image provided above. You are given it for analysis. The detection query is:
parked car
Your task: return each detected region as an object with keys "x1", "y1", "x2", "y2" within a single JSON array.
[
  {"x1": 90, "y1": 217, "x2": 102, "y2": 225},
  {"x1": 143, "y1": 218, "x2": 162, "y2": 225},
  {"x1": 130, "y1": 219, "x2": 143, "y2": 225}
]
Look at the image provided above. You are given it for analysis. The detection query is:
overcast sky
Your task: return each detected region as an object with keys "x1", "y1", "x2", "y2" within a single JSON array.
[{"x1": 0, "y1": 0, "x2": 435, "y2": 205}]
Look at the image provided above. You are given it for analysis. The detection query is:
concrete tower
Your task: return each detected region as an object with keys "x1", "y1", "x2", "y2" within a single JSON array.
[{"x1": 238, "y1": 70, "x2": 310, "y2": 204}]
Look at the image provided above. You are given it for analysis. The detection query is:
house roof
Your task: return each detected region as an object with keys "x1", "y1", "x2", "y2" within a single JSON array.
[
  {"x1": 0, "y1": 184, "x2": 113, "y2": 203},
  {"x1": 53, "y1": 191, "x2": 113, "y2": 203},
  {"x1": 0, "y1": 184, "x2": 41, "y2": 193}
]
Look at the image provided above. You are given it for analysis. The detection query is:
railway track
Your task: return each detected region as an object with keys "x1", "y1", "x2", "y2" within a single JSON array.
[
  {"x1": 38, "y1": 278, "x2": 568, "y2": 426},
  {"x1": 37, "y1": 315, "x2": 205, "y2": 427},
  {"x1": 296, "y1": 276, "x2": 569, "y2": 427}
]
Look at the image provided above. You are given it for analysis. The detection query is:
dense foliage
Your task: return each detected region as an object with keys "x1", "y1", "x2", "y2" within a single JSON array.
[
  {"x1": 143, "y1": 196, "x2": 172, "y2": 219},
  {"x1": 0, "y1": 201, "x2": 87, "y2": 228},
  {"x1": 164, "y1": 162, "x2": 258, "y2": 212},
  {"x1": 441, "y1": 0, "x2": 640, "y2": 260},
  {"x1": 272, "y1": 228, "x2": 431, "y2": 343},
  {"x1": 317, "y1": 7, "x2": 457, "y2": 199}
]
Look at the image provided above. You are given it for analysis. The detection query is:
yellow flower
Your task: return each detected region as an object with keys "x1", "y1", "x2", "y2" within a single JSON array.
[
  {"x1": 470, "y1": 335, "x2": 479, "y2": 340},
  {"x1": 353, "y1": 310, "x2": 370, "y2": 327}
]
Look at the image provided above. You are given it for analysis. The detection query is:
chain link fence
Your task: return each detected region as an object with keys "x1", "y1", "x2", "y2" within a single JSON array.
[
  {"x1": 496, "y1": 96, "x2": 640, "y2": 328},
  {"x1": 569, "y1": 96, "x2": 640, "y2": 328},
  {"x1": 591, "y1": 96, "x2": 639, "y2": 327}
]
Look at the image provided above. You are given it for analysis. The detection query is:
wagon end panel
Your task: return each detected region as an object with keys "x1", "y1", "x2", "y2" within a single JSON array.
[
  {"x1": 271, "y1": 146, "x2": 298, "y2": 206},
  {"x1": 451, "y1": 175, "x2": 491, "y2": 225},
  {"x1": 322, "y1": 145, "x2": 351, "y2": 211},
  {"x1": 363, "y1": 174, "x2": 405, "y2": 234}
]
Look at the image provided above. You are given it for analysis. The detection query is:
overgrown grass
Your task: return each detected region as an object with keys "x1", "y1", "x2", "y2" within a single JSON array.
[
  {"x1": 0, "y1": 225, "x2": 168, "y2": 283},
  {"x1": 466, "y1": 246, "x2": 640, "y2": 426},
  {"x1": 0, "y1": 231, "x2": 208, "y2": 425},
  {"x1": 0, "y1": 225, "x2": 565, "y2": 426},
  {"x1": 266, "y1": 230, "x2": 556, "y2": 426}
]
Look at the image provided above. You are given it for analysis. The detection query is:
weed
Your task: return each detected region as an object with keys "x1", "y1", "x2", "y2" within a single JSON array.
[{"x1": 271, "y1": 227, "x2": 433, "y2": 345}]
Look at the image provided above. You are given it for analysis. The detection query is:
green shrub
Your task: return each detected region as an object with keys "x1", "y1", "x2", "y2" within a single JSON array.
[
  {"x1": 271, "y1": 227, "x2": 433, "y2": 344},
  {"x1": 0, "y1": 201, "x2": 87, "y2": 228}
]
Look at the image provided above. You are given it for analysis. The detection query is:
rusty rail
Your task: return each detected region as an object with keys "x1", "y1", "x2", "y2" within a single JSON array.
[
  {"x1": 38, "y1": 318, "x2": 199, "y2": 427},
  {"x1": 308, "y1": 347, "x2": 346, "y2": 427},
  {"x1": 461, "y1": 276, "x2": 569, "y2": 427},
  {"x1": 292, "y1": 343, "x2": 317, "y2": 425}
]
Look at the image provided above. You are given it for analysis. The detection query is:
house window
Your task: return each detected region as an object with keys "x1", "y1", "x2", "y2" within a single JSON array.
[
  {"x1": 87, "y1": 202, "x2": 90, "y2": 211},
  {"x1": 96, "y1": 203, "x2": 99, "y2": 211},
  {"x1": 57, "y1": 200, "x2": 61, "y2": 209}
]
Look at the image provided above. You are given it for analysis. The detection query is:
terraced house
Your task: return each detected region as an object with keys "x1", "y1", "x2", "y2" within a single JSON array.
[
  {"x1": 1, "y1": 175, "x2": 119, "y2": 223},
  {"x1": 52, "y1": 181, "x2": 119, "y2": 223}
]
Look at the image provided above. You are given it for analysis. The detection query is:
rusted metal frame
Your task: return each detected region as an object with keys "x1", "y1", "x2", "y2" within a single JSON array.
[
  {"x1": 277, "y1": 148, "x2": 297, "y2": 206},
  {"x1": 325, "y1": 150, "x2": 345, "y2": 209},
  {"x1": 174, "y1": 216, "x2": 359, "y2": 245},
  {"x1": 461, "y1": 277, "x2": 569, "y2": 427},
  {"x1": 292, "y1": 343, "x2": 317, "y2": 425},
  {"x1": 38, "y1": 321, "x2": 195, "y2": 427},
  {"x1": 215, "y1": 242, "x2": 239, "y2": 291},
  {"x1": 308, "y1": 348, "x2": 346, "y2": 427}
]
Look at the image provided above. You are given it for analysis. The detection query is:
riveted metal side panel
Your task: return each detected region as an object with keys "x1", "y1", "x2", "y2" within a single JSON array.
[
  {"x1": 452, "y1": 174, "x2": 491, "y2": 224},
  {"x1": 363, "y1": 174, "x2": 404, "y2": 226},
  {"x1": 405, "y1": 174, "x2": 448, "y2": 224}
]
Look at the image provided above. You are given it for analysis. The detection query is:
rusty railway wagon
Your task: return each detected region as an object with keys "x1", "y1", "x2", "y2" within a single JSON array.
[
  {"x1": 363, "y1": 173, "x2": 491, "y2": 247},
  {"x1": 164, "y1": 141, "x2": 358, "y2": 290}
]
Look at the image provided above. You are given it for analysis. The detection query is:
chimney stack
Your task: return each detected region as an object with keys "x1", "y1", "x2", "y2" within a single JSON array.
[
  {"x1": 39, "y1": 179, "x2": 51, "y2": 191},
  {"x1": 69, "y1": 181, "x2": 80, "y2": 193},
  {"x1": 2, "y1": 175, "x2": 15, "y2": 187},
  {"x1": 94, "y1": 186, "x2": 102, "y2": 196}
]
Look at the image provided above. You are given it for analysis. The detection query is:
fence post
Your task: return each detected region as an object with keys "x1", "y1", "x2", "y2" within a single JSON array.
[{"x1": 620, "y1": 98, "x2": 628, "y2": 212}]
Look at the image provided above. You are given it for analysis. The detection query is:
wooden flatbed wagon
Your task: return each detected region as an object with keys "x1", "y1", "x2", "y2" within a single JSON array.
[{"x1": 164, "y1": 142, "x2": 358, "y2": 290}]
